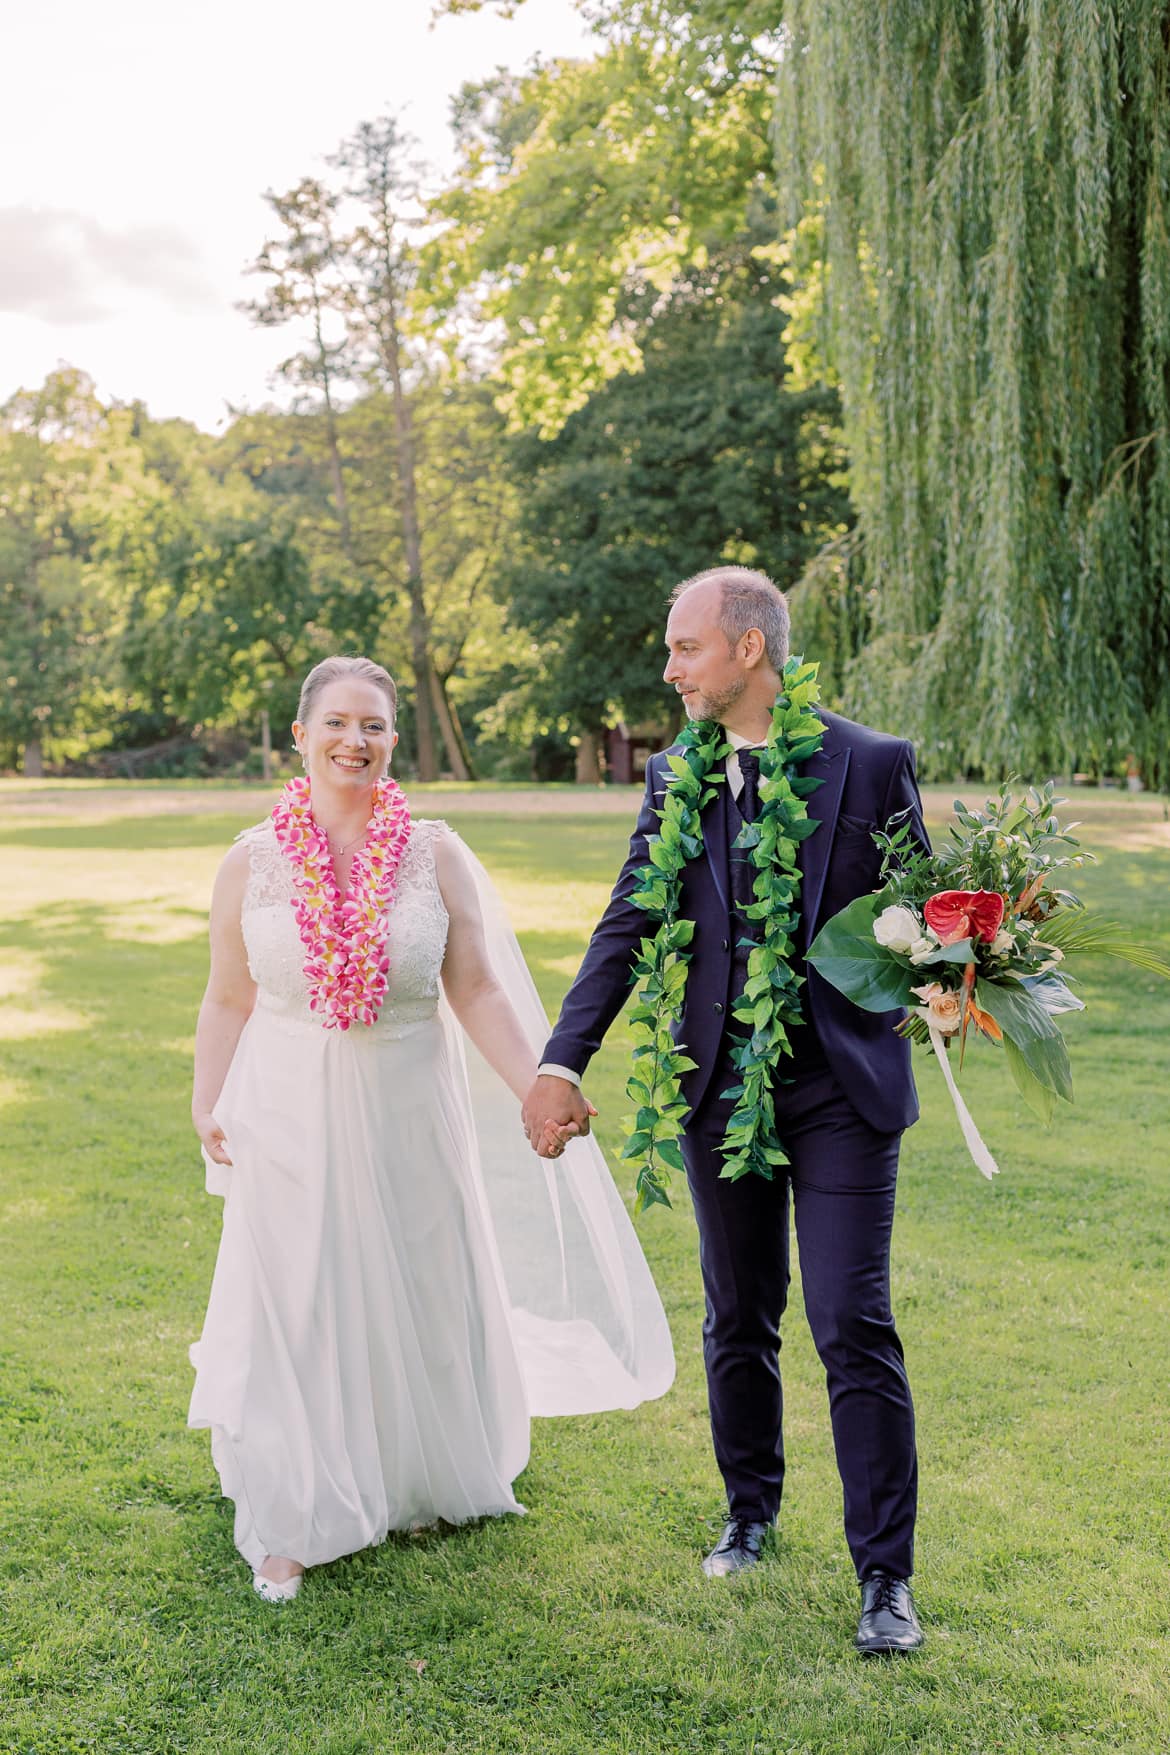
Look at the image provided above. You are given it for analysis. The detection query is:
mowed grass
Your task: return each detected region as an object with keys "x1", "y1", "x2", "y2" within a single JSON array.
[{"x1": 1, "y1": 791, "x2": 1168, "y2": 1755}]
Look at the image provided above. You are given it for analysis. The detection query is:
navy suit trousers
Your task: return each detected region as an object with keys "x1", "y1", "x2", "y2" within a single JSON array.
[{"x1": 683, "y1": 1058, "x2": 918, "y2": 1581}]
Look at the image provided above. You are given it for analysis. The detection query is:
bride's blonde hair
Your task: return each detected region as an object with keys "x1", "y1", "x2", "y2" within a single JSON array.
[{"x1": 296, "y1": 655, "x2": 398, "y2": 724}]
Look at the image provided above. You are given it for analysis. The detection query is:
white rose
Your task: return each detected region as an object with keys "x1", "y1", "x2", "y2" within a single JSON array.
[
  {"x1": 873, "y1": 904, "x2": 924, "y2": 955},
  {"x1": 990, "y1": 927, "x2": 1015, "y2": 956},
  {"x1": 908, "y1": 932, "x2": 940, "y2": 964}
]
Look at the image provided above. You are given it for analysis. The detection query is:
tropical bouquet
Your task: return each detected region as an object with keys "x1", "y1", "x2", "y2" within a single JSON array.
[{"x1": 806, "y1": 781, "x2": 1170, "y2": 1177}]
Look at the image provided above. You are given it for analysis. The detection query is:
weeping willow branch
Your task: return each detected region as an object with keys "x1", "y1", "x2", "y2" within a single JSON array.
[{"x1": 777, "y1": 1, "x2": 1170, "y2": 788}]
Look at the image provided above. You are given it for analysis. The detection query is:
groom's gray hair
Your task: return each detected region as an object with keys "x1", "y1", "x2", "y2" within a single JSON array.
[{"x1": 670, "y1": 566, "x2": 790, "y2": 670}]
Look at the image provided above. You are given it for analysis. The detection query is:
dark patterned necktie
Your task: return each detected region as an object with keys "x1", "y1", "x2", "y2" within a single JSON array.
[{"x1": 737, "y1": 749, "x2": 762, "y2": 824}]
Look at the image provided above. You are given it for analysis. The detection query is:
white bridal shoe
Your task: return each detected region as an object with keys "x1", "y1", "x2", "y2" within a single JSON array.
[{"x1": 252, "y1": 1570, "x2": 303, "y2": 1603}]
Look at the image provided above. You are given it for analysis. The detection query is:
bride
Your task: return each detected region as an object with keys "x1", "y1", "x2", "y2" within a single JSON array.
[{"x1": 189, "y1": 655, "x2": 673, "y2": 1602}]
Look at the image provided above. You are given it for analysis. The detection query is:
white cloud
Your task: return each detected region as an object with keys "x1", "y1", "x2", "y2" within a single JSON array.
[
  {"x1": 0, "y1": 207, "x2": 215, "y2": 323},
  {"x1": 0, "y1": 0, "x2": 596, "y2": 427}
]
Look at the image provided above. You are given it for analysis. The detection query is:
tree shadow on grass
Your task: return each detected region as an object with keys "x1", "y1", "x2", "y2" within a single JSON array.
[{"x1": 0, "y1": 813, "x2": 260, "y2": 852}]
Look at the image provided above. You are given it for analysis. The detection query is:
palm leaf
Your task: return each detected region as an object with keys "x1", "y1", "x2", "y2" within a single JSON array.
[{"x1": 1038, "y1": 909, "x2": 1170, "y2": 979}]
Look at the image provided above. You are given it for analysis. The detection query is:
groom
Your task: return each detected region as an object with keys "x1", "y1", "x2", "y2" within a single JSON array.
[{"x1": 522, "y1": 567, "x2": 929, "y2": 1655}]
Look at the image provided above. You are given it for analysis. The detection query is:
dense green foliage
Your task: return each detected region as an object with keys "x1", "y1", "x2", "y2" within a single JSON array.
[
  {"x1": 438, "y1": 0, "x2": 1170, "y2": 785},
  {"x1": 432, "y1": 15, "x2": 780, "y2": 434},
  {"x1": 776, "y1": 0, "x2": 1170, "y2": 786},
  {"x1": 501, "y1": 238, "x2": 848, "y2": 739},
  {"x1": 3, "y1": 1, "x2": 1167, "y2": 788},
  {"x1": 0, "y1": 373, "x2": 128, "y2": 773},
  {"x1": 2, "y1": 787, "x2": 1169, "y2": 1751}
]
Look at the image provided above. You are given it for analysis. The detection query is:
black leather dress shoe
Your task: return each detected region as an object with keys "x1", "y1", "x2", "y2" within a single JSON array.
[
  {"x1": 854, "y1": 1571, "x2": 924, "y2": 1654},
  {"x1": 701, "y1": 1516, "x2": 773, "y2": 1578}
]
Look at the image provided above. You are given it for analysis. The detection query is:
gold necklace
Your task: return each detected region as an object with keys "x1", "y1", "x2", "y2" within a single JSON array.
[{"x1": 326, "y1": 828, "x2": 367, "y2": 857}]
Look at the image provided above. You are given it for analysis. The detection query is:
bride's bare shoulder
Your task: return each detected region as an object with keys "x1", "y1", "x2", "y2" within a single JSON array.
[
  {"x1": 212, "y1": 837, "x2": 252, "y2": 894},
  {"x1": 424, "y1": 822, "x2": 474, "y2": 907},
  {"x1": 212, "y1": 823, "x2": 269, "y2": 908},
  {"x1": 413, "y1": 817, "x2": 457, "y2": 861},
  {"x1": 218, "y1": 819, "x2": 264, "y2": 864}
]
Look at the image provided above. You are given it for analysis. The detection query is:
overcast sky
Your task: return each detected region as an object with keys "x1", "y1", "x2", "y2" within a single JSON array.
[{"x1": 0, "y1": 0, "x2": 594, "y2": 431}]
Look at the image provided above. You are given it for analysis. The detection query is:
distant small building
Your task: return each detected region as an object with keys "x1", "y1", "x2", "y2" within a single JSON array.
[{"x1": 605, "y1": 721, "x2": 674, "y2": 785}]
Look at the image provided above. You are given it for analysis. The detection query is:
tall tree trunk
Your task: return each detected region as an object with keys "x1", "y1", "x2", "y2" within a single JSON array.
[
  {"x1": 445, "y1": 684, "x2": 478, "y2": 784},
  {"x1": 575, "y1": 727, "x2": 604, "y2": 785},
  {"x1": 22, "y1": 738, "x2": 43, "y2": 778},
  {"x1": 314, "y1": 301, "x2": 353, "y2": 558},
  {"x1": 342, "y1": 118, "x2": 467, "y2": 784},
  {"x1": 405, "y1": 605, "x2": 437, "y2": 780},
  {"x1": 430, "y1": 667, "x2": 475, "y2": 781},
  {"x1": 260, "y1": 708, "x2": 273, "y2": 783},
  {"x1": 379, "y1": 297, "x2": 439, "y2": 780}
]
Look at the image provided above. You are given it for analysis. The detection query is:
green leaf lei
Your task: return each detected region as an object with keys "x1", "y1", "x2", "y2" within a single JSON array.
[{"x1": 622, "y1": 658, "x2": 826, "y2": 1213}]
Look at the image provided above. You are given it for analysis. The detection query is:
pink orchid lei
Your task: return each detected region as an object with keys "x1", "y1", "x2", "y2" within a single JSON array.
[{"x1": 270, "y1": 774, "x2": 413, "y2": 1030}]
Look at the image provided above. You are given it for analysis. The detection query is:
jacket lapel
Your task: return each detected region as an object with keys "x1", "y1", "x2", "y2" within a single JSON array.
[
  {"x1": 798, "y1": 741, "x2": 850, "y2": 944},
  {"x1": 654, "y1": 747, "x2": 730, "y2": 914},
  {"x1": 702, "y1": 778, "x2": 731, "y2": 914}
]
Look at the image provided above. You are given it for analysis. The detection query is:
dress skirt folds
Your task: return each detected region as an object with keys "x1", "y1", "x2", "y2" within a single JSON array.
[{"x1": 188, "y1": 818, "x2": 674, "y2": 1571}]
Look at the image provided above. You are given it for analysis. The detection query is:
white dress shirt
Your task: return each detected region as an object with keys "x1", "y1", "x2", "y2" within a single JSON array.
[{"x1": 538, "y1": 728, "x2": 763, "y2": 1087}]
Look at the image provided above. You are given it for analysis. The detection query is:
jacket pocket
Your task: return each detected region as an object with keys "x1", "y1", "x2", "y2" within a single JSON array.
[{"x1": 835, "y1": 813, "x2": 880, "y2": 840}]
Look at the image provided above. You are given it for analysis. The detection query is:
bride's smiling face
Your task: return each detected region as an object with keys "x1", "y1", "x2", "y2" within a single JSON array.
[{"x1": 293, "y1": 679, "x2": 398, "y2": 793}]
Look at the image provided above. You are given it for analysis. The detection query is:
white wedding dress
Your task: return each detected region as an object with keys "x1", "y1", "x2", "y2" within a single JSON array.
[{"x1": 188, "y1": 818, "x2": 673, "y2": 1571}]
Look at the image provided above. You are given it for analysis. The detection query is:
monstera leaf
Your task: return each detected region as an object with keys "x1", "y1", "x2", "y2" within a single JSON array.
[
  {"x1": 806, "y1": 890, "x2": 918, "y2": 1013},
  {"x1": 974, "y1": 979, "x2": 1073, "y2": 1106}
]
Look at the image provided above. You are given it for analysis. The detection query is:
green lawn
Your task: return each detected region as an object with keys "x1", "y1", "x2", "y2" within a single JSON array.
[{"x1": 1, "y1": 793, "x2": 1168, "y2": 1754}]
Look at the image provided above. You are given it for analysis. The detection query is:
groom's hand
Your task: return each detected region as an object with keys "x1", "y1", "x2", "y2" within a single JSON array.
[{"x1": 523, "y1": 1075, "x2": 593, "y2": 1156}]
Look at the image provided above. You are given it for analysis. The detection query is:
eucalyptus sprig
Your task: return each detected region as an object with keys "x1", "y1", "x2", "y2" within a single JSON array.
[
  {"x1": 622, "y1": 660, "x2": 825, "y2": 1212},
  {"x1": 877, "y1": 778, "x2": 1091, "y2": 903}
]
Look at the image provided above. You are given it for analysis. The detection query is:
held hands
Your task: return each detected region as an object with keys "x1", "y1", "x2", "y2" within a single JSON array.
[
  {"x1": 522, "y1": 1074, "x2": 597, "y2": 1160},
  {"x1": 537, "y1": 1119, "x2": 580, "y2": 1159},
  {"x1": 193, "y1": 1110, "x2": 233, "y2": 1167}
]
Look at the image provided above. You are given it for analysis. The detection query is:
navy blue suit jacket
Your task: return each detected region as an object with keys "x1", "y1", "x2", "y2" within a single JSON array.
[{"x1": 542, "y1": 710, "x2": 929, "y2": 1134}]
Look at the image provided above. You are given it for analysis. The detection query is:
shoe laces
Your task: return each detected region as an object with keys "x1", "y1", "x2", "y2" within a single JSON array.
[
  {"x1": 721, "y1": 1517, "x2": 759, "y2": 1553},
  {"x1": 867, "y1": 1572, "x2": 904, "y2": 1615}
]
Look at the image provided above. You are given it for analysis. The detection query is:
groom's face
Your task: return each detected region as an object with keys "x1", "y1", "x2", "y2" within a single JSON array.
[{"x1": 663, "y1": 582, "x2": 746, "y2": 723}]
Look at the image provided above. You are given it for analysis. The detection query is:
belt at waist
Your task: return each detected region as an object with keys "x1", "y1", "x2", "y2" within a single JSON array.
[{"x1": 253, "y1": 991, "x2": 440, "y2": 1039}]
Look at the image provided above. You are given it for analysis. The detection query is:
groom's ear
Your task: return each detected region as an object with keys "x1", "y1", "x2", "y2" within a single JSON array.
[{"x1": 740, "y1": 628, "x2": 767, "y2": 668}]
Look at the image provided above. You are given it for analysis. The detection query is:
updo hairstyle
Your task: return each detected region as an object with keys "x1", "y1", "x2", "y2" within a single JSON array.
[{"x1": 296, "y1": 656, "x2": 398, "y2": 725}]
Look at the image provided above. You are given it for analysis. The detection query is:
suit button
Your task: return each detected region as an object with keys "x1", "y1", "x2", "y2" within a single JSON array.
[
  {"x1": 721, "y1": 939, "x2": 730, "y2": 952},
  {"x1": 713, "y1": 1002, "x2": 724, "y2": 1015}
]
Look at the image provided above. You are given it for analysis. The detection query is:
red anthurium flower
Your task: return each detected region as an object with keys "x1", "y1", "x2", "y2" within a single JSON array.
[{"x1": 923, "y1": 889, "x2": 1007, "y2": 945}]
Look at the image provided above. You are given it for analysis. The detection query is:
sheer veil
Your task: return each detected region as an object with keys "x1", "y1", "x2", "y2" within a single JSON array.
[{"x1": 438, "y1": 830, "x2": 675, "y2": 1417}]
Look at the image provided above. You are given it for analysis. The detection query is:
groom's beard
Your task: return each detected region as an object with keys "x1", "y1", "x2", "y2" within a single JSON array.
[{"x1": 680, "y1": 674, "x2": 746, "y2": 722}]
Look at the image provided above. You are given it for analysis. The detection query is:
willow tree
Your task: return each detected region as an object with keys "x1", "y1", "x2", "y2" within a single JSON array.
[{"x1": 777, "y1": 0, "x2": 1170, "y2": 785}]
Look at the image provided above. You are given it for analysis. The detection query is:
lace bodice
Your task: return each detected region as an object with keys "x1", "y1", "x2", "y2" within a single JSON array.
[{"x1": 239, "y1": 816, "x2": 450, "y2": 1034}]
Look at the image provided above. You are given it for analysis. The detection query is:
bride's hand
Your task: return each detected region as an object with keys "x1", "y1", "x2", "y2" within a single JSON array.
[
  {"x1": 536, "y1": 1100, "x2": 598, "y2": 1159},
  {"x1": 193, "y1": 1111, "x2": 233, "y2": 1167}
]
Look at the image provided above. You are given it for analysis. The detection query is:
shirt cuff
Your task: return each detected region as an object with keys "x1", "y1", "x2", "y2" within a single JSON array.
[{"x1": 537, "y1": 1062, "x2": 582, "y2": 1087}]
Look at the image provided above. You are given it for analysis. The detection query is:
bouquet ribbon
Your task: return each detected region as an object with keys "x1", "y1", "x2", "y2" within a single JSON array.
[{"x1": 926, "y1": 1025, "x2": 1000, "y2": 1180}]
